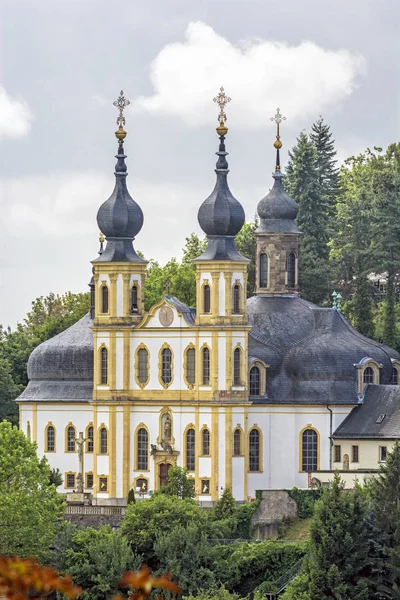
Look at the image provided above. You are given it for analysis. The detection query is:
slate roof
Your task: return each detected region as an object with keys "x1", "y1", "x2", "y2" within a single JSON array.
[
  {"x1": 166, "y1": 296, "x2": 196, "y2": 326},
  {"x1": 333, "y1": 385, "x2": 400, "y2": 439}
]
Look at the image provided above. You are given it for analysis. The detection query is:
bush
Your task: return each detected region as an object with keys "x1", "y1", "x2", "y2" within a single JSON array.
[{"x1": 286, "y1": 487, "x2": 324, "y2": 519}]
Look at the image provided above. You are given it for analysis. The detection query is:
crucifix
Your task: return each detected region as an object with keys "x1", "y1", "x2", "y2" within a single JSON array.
[
  {"x1": 75, "y1": 431, "x2": 86, "y2": 493},
  {"x1": 270, "y1": 108, "x2": 286, "y2": 171},
  {"x1": 213, "y1": 86, "x2": 231, "y2": 125},
  {"x1": 113, "y1": 90, "x2": 130, "y2": 144}
]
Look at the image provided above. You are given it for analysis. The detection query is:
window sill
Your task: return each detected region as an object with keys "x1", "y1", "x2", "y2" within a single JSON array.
[
  {"x1": 45, "y1": 450, "x2": 56, "y2": 453},
  {"x1": 248, "y1": 470, "x2": 264, "y2": 474},
  {"x1": 233, "y1": 454, "x2": 244, "y2": 458}
]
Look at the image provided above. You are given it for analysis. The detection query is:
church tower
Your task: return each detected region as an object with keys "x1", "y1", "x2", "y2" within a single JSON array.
[
  {"x1": 255, "y1": 109, "x2": 300, "y2": 295},
  {"x1": 91, "y1": 91, "x2": 146, "y2": 399}
]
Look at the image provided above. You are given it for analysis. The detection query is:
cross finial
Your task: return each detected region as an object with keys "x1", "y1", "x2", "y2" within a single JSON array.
[
  {"x1": 270, "y1": 108, "x2": 286, "y2": 171},
  {"x1": 113, "y1": 90, "x2": 130, "y2": 127},
  {"x1": 213, "y1": 87, "x2": 231, "y2": 125}
]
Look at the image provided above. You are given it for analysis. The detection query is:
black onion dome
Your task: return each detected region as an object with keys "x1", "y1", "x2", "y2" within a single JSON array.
[
  {"x1": 198, "y1": 134, "x2": 245, "y2": 237},
  {"x1": 257, "y1": 171, "x2": 300, "y2": 234},
  {"x1": 27, "y1": 314, "x2": 93, "y2": 381}
]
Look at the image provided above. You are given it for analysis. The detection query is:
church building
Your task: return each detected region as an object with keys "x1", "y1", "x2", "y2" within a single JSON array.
[{"x1": 17, "y1": 90, "x2": 400, "y2": 501}]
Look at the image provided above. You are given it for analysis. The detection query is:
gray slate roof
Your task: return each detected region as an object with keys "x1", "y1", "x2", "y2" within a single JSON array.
[{"x1": 333, "y1": 385, "x2": 400, "y2": 439}]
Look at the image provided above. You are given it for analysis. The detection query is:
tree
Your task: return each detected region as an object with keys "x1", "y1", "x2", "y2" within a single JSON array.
[
  {"x1": 286, "y1": 132, "x2": 331, "y2": 304},
  {"x1": 0, "y1": 421, "x2": 64, "y2": 561},
  {"x1": 213, "y1": 488, "x2": 236, "y2": 520},
  {"x1": 182, "y1": 233, "x2": 207, "y2": 263},
  {"x1": 0, "y1": 356, "x2": 21, "y2": 424},
  {"x1": 281, "y1": 473, "x2": 372, "y2": 600},
  {"x1": 157, "y1": 465, "x2": 195, "y2": 499},
  {"x1": 127, "y1": 488, "x2": 136, "y2": 504},
  {"x1": 235, "y1": 218, "x2": 257, "y2": 297},
  {"x1": 64, "y1": 526, "x2": 141, "y2": 600}
]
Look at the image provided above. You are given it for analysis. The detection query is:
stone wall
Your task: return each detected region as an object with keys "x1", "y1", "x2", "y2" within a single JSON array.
[
  {"x1": 256, "y1": 232, "x2": 299, "y2": 294},
  {"x1": 65, "y1": 505, "x2": 125, "y2": 529},
  {"x1": 251, "y1": 490, "x2": 298, "y2": 540}
]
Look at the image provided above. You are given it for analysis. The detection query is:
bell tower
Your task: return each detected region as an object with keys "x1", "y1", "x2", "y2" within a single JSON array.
[{"x1": 255, "y1": 109, "x2": 300, "y2": 296}]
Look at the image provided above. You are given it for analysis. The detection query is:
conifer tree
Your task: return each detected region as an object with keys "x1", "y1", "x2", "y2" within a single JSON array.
[{"x1": 285, "y1": 132, "x2": 330, "y2": 304}]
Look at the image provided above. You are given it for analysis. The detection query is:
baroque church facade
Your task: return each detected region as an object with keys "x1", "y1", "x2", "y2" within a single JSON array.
[{"x1": 17, "y1": 91, "x2": 400, "y2": 501}]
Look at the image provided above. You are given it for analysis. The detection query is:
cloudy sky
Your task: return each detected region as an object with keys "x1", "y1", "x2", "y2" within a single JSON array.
[{"x1": 0, "y1": 0, "x2": 399, "y2": 327}]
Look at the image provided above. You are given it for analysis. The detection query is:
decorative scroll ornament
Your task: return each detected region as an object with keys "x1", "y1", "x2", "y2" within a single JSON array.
[{"x1": 113, "y1": 90, "x2": 130, "y2": 127}]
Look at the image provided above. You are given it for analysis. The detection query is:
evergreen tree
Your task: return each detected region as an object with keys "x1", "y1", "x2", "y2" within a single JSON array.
[
  {"x1": 286, "y1": 132, "x2": 330, "y2": 304},
  {"x1": 213, "y1": 488, "x2": 236, "y2": 520}
]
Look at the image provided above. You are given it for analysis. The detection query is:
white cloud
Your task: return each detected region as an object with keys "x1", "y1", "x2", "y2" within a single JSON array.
[
  {"x1": 135, "y1": 22, "x2": 366, "y2": 129},
  {"x1": 0, "y1": 87, "x2": 33, "y2": 139}
]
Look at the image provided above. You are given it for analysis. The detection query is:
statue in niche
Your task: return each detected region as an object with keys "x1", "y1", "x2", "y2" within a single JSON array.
[
  {"x1": 162, "y1": 413, "x2": 172, "y2": 442},
  {"x1": 343, "y1": 454, "x2": 349, "y2": 471}
]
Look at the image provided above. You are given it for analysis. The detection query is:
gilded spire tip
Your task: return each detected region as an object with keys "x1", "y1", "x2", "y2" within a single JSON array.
[
  {"x1": 113, "y1": 90, "x2": 130, "y2": 143},
  {"x1": 213, "y1": 86, "x2": 231, "y2": 136},
  {"x1": 270, "y1": 108, "x2": 286, "y2": 171}
]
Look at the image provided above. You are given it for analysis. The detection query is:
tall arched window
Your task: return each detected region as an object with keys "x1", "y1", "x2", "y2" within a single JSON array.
[
  {"x1": 137, "y1": 428, "x2": 148, "y2": 470},
  {"x1": 99, "y1": 427, "x2": 108, "y2": 454},
  {"x1": 287, "y1": 253, "x2": 296, "y2": 289},
  {"x1": 161, "y1": 347, "x2": 172, "y2": 384},
  {"x1": 233, "y1": 348, "x2": 241, "y2": 385},
  {"x1": 131, "y1": 285, "x2": 138, "y2": 313},
  {"x1": 186, "y1": 348, "x2": 196, "y2": 385},
  {"x1": 301, "y1": 428, "x2": 318, "y2": 471},
  {"x1": 249, "y1": 366, "x2": 261, "y2": 396},
  {"x1": 363, "y1": 366, "x2": 374, "y2": 384},
  {"x1": 249, "y1": 429, "x2": 260, "y2": 471},
  {"x1": 186, "y1": 428, "x2": 195, "y2": 470},
  {"x1": 392, "y1": 367, "x2": 399, "y2": 385},
  {"x1": 204, "y1": 285, "x2": 211, "y2": 313},
  {"x1": 202, "y1": 429, "x2": 210, "y2": 455},
  {"x1": 233, "y1": 285, "x2": 240, "y2": 314},
  {"x1": 202, "y1": 347, "x2": 210, "y2": 385},
  {"x1": 259, "y1": 253, "x2": 268, "y2": 288},
  {"x1": 101, "y1": 348, "x2": 108, "y2": 384},
  {"x1": 46, "y1": 425, "x2": 55, "y2": 452},
  {"x1": 67, "y1": 425, "x2": 76, "y2": 452},
  {"x1": 138, "y1": 348, "x2": 149, "y2": 384},
  {"x1": 101, "y1": 285, "x2": 109, "y2": 313},
  {"x1": 233, "y1": 428, "x2": 241, "y2": 456},
  {"x1": 86, "y1": 425, "x2": 94, "y2": 453}
]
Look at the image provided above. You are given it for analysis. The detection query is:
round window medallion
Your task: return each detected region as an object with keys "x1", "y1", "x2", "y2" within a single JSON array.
[{"x1": 159, "y1": 305, "x2": 174, "y2": 327}]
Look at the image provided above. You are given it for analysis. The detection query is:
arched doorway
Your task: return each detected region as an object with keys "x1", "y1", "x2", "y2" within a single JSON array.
[{"x1": 159, "y1": 463, "x2": 172, "y2": 488}]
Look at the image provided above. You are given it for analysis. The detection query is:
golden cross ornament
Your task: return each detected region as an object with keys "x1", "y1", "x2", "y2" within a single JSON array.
[
  {"x1": 270, "y1": 107, "x2": 286, "y2": 125},
  {"x1": 213, "y1": 87, "x2": 231, "y2": 123},
  {"x1": 113, "y1": 90, "x2": 130, "y2": 126}
]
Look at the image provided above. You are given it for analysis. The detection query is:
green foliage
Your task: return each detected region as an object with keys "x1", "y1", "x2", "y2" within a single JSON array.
[
  {"x1": 0, "y1": 357, "x2": 21, "y2": 424},
  {"x1": 157, "y1": 465, "x2": 195, "y2": 499},
  {"x1": 286, "y1": 487, "x2": 325, "y2": 519},
  {"x1": 183, "y1": 585, "x2": 242, "y2": 600},
  {"x1": 64, "y1": 525, "x2": 141, "y2": 600},
  {"x1": 213, "y1": 488, "x2": 236, "y2": 520},
  {"x1": 49, "y1": 467, "x2": 63, "y2": 487},
  {"x1": 235, "y1": 217, "x2": 258, "y2": 297},
  {"x1": 0, "y1": 421, "x2": 65, "y2": 561},
  {"x1": 127, "y1": 488, "x2": 136, "y2": 504}
]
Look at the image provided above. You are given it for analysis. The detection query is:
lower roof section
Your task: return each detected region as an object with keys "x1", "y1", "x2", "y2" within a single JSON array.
[{"x1": 17, "y1": 380, "x2": 93, "y2": 402}]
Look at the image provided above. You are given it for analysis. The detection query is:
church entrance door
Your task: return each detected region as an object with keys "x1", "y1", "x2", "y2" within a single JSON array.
[{"x1": 159, "y1": 463, "x2": 171, "y2": 488}]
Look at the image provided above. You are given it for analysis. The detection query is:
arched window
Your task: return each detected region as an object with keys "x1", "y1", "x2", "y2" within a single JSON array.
[
  {"x1": 186, "y1": 348, "x2": 196, "y2": 385},
  {"x1": 249, "y1": 366, "x2": 261, "y2": 396},
  {"x1": 301, "y1": 429, "x2": 318, "y2": 472},
  {"x1": 233, "y1": 428, "x2": 241, "y2": 456},
  {"x1": 161, "y1": 347, "x2": 172, "y2": 384},
  {"x1": 131, "y1": 285, "x2": 138, "y2": 313},
  {"x1": 233, "y1": 347, "x2": 241, "y2": 385},
  {"x1": 186, "y1": 428, "x2": 195, "y2": 471},
  {"x1": 99, "y1": 427, "x2": 108, "y2": 454},
  {"x1": 202, "y1": 347, "x2": 210, "y2": 385},
  {"x1": 46, "y1": 425, "x2": 55, "y2": 452},
  {"x1": 138, "y1": 348, "x2": 149, "y2": 384},
  {"x1": 249, "y1": 429, "x2": 260, "y2": 471},
  {"x1": 101, "y1": 285, "x2": 109, "y2": 313},
  {"x1": 363, "y1": 366, "x2": 374, "y2": 384},
  {"x1": 204, "y1": 285, "x2": 211, "y2": 313},
  {"x1": 67, "y1": 425, "x2": 76, "y2": 452},
  {"x1": 233, "y1": 285, "x2": 240, "y2": 314},
  {"x1": 202, "y1": 429, "x2": 210, "y2": 455},
  {"x1": 137, "y1": 428, "x2": 149, "y2": 470},
  {"x1": 86, "y1": 425, "x2": 94, "y2": 453},
  {"x1": 101, "y1": 348, "x2": 108, "y2": 384},
  {"x1": 392, "y1": 367, "x2": 398, "y2": 385},
  {"x1": 287, "y1": 253, "x2": 296, "y2": 289},
  {"x1": 259, "y1": 253, "x2": 268, "y2": 288},
  {"x1": 135, "y1": 478, "x2": 148, "y2": 493}
]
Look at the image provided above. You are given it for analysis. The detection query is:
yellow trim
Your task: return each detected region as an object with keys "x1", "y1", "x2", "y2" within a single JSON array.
[
  {"x1": 98, "y1": 343, "x2": 109, "y2": 386},
  {"x1": 109, "y1": 273, "x2": 117, "y2": 318},
  {"x1": 98, "y1": 423, "x2": 109, "y2": 455},
  {"x1": 233, "y1": 424, "x2": 244, "y2": 457},
  {"x1": 211, "y1": 272, "x2": 219, "y2": 317},
  {"x1": 195, "y1": 405, "x2": 200, "y2": 493},
  {"x1": 123, "y1": 273, "x2": 130, "y2": 318},
  {"x1": 134, "y1": 475, "x2": 149, "y2": 492},
  {"x1": 200, "y1": 425, "x2": 211, "y2": 456},
  {"x1": 211, "y1": 331, "x2": 218, "y2": 392},
  {"x1": 249, "y1": 358, "x2": 269, "y2": 396},
  {"x1": 233, "y1": 343, "x2": 244, "y2": 386},
  {"x1": 248, "y1": 425, "x2": 263, "y2": 473},
  {"x1": 244, "y1": 405, "x2": 248, "y2": 499},
  {"x1": 64, "y1": 471, "x2": 76, "y2": 489},
  {"x1": 183, "y1": 343, "x2": 196, "y2": 390},
  {"x1": 136, "y1": 296, "x2": 177, "y2": 329},
  {"x1": 109, "y1": 330, "x2": 116, "y2": 389},
  {"x1": 224, "y1": 273, "x2": 233, "y2": 317},
  {"x1": 64, "y1": 422, "x2": 76, "y2": 453},
  {"x1": 200, "y1": 279, "x2": 211, "y2": 316},
  {"x1": 109, "y1": 406, "x2": 116, "y2": 497},
  {"x1": 130, "y1": 280, "x2": 142, "y2": 315},
  {"x1": 298, "y1": 424, "x2": 321, "y2": 472},
  {"x1": 123, "y1": 405, "x2": 130, "y2": 497},
  {"x1": 98, "y1": 474, "x2": 109, "y2": 493},
  {"x1": 200, "y1": 342, "x2": 212, "y2": 387},
  {"x1": 123, "y1": 330, "x2": 130, "y2": 390},
  {"x1": 211, "y1": 407, "x2": 219, "y2": 500},
  {"x1": 32, "y1": 403, "x2": 37, "y2": 442},
  {"x1": 134, "y1": 343, "x2": 150, "y2": 389},
  {"x1": 93, "y1": 405, "x2": 98, "y2": 497},
  {"x1": 85, "y1": 471, "x2": 94, "y2": 489},
  {"x1": 183, "y1": 422, "x2": 196, "y2": 472},
  {"x1": 232, "y1": 279, "x2": 244, "y2": 314},
  {"x1": 158, "y1": 408, "x2": 174, "y2": 445},
  {"x1": 225, "y1": 407, "x2": 232, "y2": 490},
  {"x1": 225, "y1": 331, "x2": 233, "y2": 391},
  {"x1": 158, "y1": 342, "x2": 174, "y2": 389},
  {"x1": 99, "y1": 282, "x2": 110, "y2": 315},
  {"x1": 85, "y1": 422, "x2": 94, "y2": 453},
  {"x1": 44, "y1": 421, "x2": 56, "y2": 453},
  {"x1": 355, "y1": 359, "x2": 381, "y2": 393},
  {"x1": 134, "y1": 422, "x2": 150, "y2": 472}
]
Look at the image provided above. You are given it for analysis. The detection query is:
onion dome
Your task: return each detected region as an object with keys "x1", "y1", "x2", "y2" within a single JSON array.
[
  {"x1": 196, "y1": 87, "x2": 247, "y2": 262},
  {"x1": 94, "y1": 91, "x2": 145, "y2": 263},
  {"x1": 257, "y1": 108, "x2": 300, "y2": 234}
]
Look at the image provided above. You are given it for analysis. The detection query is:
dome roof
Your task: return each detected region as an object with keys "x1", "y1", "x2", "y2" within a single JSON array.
[
  {"x1": 256, "y1": 172, "x2": 300, "y2": 234},
  {"x1": 28, "y1": 313, "x2": 93, "y2": 381},
  {"x1": 247, "y1": 295, "x2": 400, "y2": 404}
]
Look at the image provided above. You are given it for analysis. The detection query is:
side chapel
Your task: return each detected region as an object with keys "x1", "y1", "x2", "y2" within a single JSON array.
[{"x1": 17, "y1": 90, "x2": 400, "y2": 501}]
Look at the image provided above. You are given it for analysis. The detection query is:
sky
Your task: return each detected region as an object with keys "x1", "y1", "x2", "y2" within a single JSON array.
[{"x1": 0, "y1": 0, "x2": 399, "y2": 328}]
